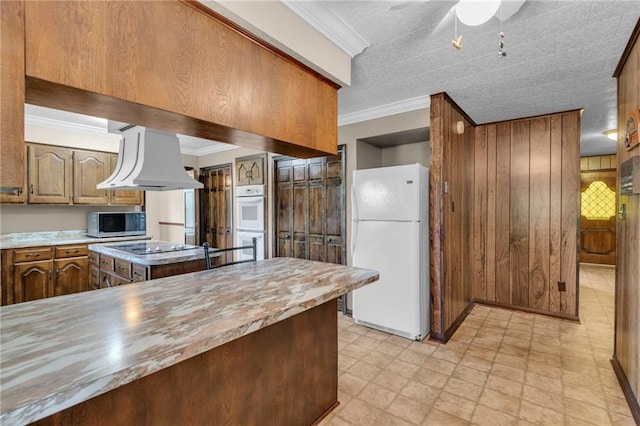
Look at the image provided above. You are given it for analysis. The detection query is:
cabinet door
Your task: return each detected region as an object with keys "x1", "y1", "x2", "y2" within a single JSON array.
[
  {"x1": 0, "y1": 146, "x2": 26, "y2": 204},
  {"x1": 108, "y1": 154, "x2": 143, "y2": 205},
  {"x1": 54, "y1": 257, "x2": 89, "y2": 297},
  {"x1": 236, "y1": 158, "x2": 252, "y2": 186},
  {"x1": 236, "y1": 155, "x2": 265, "y2": 186},
  {"x1": 73, "y1": 150, "x2": 109, "y2": 204},
  {"x1": 13, "y1": 260, "x2": 53, "y2": 303},
  {"x1": 27, "y1": 144, "x2": 72, "y2": 204},
  {"x1": 90, "y1": 264, "x2": 100, "y2": 290}
]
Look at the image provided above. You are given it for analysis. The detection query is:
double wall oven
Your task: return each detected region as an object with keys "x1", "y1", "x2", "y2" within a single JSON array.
[{"x1": 235, "y1": 185, "x2": 265, "y2": 261}]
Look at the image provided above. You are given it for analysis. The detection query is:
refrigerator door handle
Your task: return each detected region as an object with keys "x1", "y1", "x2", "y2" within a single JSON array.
[
  {"x1": 351, "y1": 183, "x2": 358, "y2": 222},
  {"x1": 351, "y1": 220, "x2": 358, "y2": 257}
]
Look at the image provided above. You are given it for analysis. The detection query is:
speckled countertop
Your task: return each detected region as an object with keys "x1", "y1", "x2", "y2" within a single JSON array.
[
  {"x1": 0, "y1": 230, "x2": 151, "y2": 249},
  {"x1": 0, "y1": 258, "x2": 378, "y2": 425},
  {"x1": 88, "y1": 240, "x2": 220, "y2": 265}
]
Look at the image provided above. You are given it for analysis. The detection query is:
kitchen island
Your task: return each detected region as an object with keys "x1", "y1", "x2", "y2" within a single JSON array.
[
  {"x1": 0, "y1": 258, "x2": 378, "y2": 425},
  {"x1": 88, "y1": 240, "x2": 225, "y2": 287}
]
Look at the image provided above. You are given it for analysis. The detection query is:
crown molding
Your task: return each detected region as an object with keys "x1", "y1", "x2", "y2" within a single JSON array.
[
  {"x1": 282, "y1": 1, "x2": 369, "y2": 58},
  {"x1": 338, "y1": 95, "x2": 431, "y2": 126},
  {"x1": 179, "y1": 142, "x2": 239, "y2": 157},
  {"x1": 25, "y1": 114, "x2": 122, "y2": 140}
]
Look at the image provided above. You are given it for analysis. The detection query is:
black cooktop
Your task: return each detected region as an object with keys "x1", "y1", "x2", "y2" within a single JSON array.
[{"x1": 110, "y1": 242, "x2": 199, "y2": 255}]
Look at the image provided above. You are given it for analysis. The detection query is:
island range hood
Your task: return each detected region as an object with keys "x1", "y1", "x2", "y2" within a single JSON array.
[{"x1": 97, "y1": 125, "x2": 203, "y2": 191}]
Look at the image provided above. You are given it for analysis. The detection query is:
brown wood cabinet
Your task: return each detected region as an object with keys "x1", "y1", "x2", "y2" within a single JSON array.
[
  {"x1": 0, "y1": 0, "x2": 25, "y2": 192},
  {"x1": 108, "y1": 153, "x2": 143, "y2": 205},
  {"x1": 3, "y1": 144, "x2": 143, "y2": 206},
  {"x1": 274, "y1": 146, "x2": 345, "y2": 265},
  {"x1": 27, "y1": 144, "x2": 73, "y2": 204},
  {"x1": 2, "y1": 244, "x2": 91, "y2": 305},
  {"x1": 236, "y1": 155, "x2": 266, "y2": 186},
  {"x1": 200, "y1": 165, "x2": 233, "y2": 262},
  {"x1": 73, "y1": 149, "x2": 110, "y2": 204}
]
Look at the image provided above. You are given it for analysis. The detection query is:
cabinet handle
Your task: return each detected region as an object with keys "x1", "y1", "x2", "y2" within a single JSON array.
[
  {"x1": 48, "y1": 270, "x2": 52, "y2": 281},
  {"x1": 65, "y1": 249, "x2": 79, "y2": 254},
  {"x1": 55, "y1": 269, "x2": 59, "y2": 280},
  {"x1": 30, "y1": 184, "x2": 34, "y2": 194},
  {"x1": 327, "y1": 238, "x2": 332, "y2": 243},
  {"x1": 26, "y1": 253, "x2": 41, "y2": 258}
]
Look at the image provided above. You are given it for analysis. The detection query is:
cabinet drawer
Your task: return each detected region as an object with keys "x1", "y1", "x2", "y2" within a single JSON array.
[
  {"x1": 132, "y1": 265, "x2": 146, "y2": 282},
  {"x1": 90, "y1": 265, "x2": 100, "y2": 290},
  {"x1": 55, "y1": 245, "x2": 88, "y2": 259},
  {"x1": 89, "y1": 251, "x2": 100, "y2": 266},
  {"x1": 101, "y1": 270, "x2": 132, "y2": 288},
  {"x1": 114, "y1": 259, "x2": 132, "y2": 279},
  {"x1": 13, "y1": 247, "x2": 53, "y2": 263},
  {"x1": 99, "y1": 254, "x2": 114, "y2": 271}
]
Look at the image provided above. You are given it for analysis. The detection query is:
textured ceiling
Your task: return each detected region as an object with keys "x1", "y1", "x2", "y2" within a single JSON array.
[{"x1": 324, "y1": 0, "x2": 639, "y2": 155}]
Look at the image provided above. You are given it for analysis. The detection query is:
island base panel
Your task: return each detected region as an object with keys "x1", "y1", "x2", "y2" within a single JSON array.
[{"x1": 33, "y1": 300, "x2": 339, "y2": 426}]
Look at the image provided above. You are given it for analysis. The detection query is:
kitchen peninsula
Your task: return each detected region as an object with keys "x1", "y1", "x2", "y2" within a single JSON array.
[{"x1": 0, "y1": 258, "x2": 378, "y2": 425}]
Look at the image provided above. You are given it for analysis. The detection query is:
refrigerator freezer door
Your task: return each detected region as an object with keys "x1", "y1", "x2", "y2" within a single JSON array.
[
  {"x1": 352, "y1": 220, "x2": 426, "y2": 339},
  {"x1": 352, "y1": 164, "x2": 421, "y2": 222}
]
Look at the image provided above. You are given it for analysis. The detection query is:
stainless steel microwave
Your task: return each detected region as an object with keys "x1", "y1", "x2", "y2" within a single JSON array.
[{"x1": 87, "y1": 212, "x2": 146, "y2": 238}]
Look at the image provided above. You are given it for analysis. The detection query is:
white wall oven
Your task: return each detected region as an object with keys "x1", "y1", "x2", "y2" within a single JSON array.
[
  {"x1": 236, "y1": 230, "x2": 265, "y2": 261},
  {"x1": 236, "y1": 184, "x2": 265, "y2": 261},
  {"x1": 236, "y1": 185, "x2": 265, "y2": 232}
]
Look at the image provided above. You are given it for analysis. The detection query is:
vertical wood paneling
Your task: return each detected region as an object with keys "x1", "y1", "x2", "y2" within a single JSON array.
[
  {"x1": 495, "y1": 123, "x2": 512, "y2": 304},
  {"x1": 560, "y1": 112, "x2": 580, "y2": 316},
  {"x1": 509, "y1": 121, "x2": 530, "y2": 307},
  {"x1": 429, "y1": 96, "x2": 444, "y2": 337},
  {"x1": 473, "y1": 127, "x2": 488, "y2": 300},
  {"x1": 614, "y1": 21, "x2": 640, "y2": 420},
  {"x1": 528, "y1": 117, "x2": 551, "y2": 311},
  {"x1": 486, "y1": 125, "x2": 497, "y2": 301},
  {"x1": 429, "y1": 93, "x2": 475, "y2": 341},
  {"x1": 549, "y1": 115, "x2": 563, "y2": 313},
  {"x1": 473, "y1": 111, "x2": 579, "y2": 321}
]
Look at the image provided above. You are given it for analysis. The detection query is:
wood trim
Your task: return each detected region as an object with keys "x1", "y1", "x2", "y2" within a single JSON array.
[
  {"x1": 429, "y1": 94, "x2": 444, "y2": 336},
  {"x1": 430, "y1": 92, "x2": 477, "y2": 126},
  {"x1": 157, "y1": 222, "x2": 185, "y2": 227},
  {"x1": 479, "y1": 108, "x2": 583, "y2": 127},
  {"x1": 429, "y1": 301, "x2": 474, "y2": 343},
  {"x1": 310, "y1": 401, "x2": 340, "y2": 426},
  {"x1": 611, "y1": 354, "x2": 640, "y2": 424},
  {"x1": 183, "y1": 0, "x2": 341, "y2": 90},
  {"x1": 613, "y1": 18, "x2": 640, "y2": 78},
  {"x1": 474, "y1": 299, "x2": 580, "y2": 322}
]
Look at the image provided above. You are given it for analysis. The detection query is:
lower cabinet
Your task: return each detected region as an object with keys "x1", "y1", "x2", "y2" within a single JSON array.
[
  {"x1": 53, "y1": 257, "x2": 89, "y2": 297},
  {"x1": 13, "y1": 260, "x2": 52, "y2": 303},
  {"x1": 2, "y1": 244, "x2": 91, "y2": 305}
]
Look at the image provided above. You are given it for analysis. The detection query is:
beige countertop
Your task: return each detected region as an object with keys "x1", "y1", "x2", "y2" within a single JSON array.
[
  {"x1": 0, "y1": 258, "x2": 378, "y2": 425},
  {"x1": 0, "y1": 230, "x2": 151, "y2": 250}
]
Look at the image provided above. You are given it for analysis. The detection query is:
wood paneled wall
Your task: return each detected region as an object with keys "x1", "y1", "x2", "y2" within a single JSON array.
[
  {"x1": 472, "y1": 111, "x2": 581, "y2": 319},
  {"x1": 612, "y1": 18, "x2": 640, "y2": 424},
  {"x1": 22, "y1": 1, "x2": 337, "y2": 158},
  {"x1": 429, "y1": 93, "x2": 475, "y2": 341}
]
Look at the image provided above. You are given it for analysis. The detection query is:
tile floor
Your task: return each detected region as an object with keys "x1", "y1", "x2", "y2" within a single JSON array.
[{"x1": 321, "y1": 264, "x2": 636, "y2": 425}]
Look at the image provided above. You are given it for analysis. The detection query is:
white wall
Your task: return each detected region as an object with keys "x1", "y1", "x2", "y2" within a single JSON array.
[
  {"x1": 145, "y1": 190, "x2": 186, "y2": 244},
  {"x1": 381, "y1": 141, "x2": 430, "y2": 168}
]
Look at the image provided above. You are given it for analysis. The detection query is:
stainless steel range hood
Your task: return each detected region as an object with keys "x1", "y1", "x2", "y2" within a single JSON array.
[{"x1": 97, "y1": 125, "x2": 203, "y2": 191}]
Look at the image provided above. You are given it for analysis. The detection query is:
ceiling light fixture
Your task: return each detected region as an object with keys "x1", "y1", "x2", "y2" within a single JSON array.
[
  {"x1": 604, "y1": 129, "x2": 618, "y2": 141},
  {"x1": 456, "y1": 0, "x2": 502, "y2": 26}
]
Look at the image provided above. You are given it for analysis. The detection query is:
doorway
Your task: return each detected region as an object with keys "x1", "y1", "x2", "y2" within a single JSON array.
[
  {"x1": 199, "y1": 164, "x2": 233, "y2": 263},
  {"x1": 579, "y1": 155, "x2": 617, "y2": 265}
]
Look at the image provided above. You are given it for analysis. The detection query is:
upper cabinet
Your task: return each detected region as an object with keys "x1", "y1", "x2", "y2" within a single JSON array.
[
  {"x1": 73, "y1": 149, "x2": 110, "y2": 204},
  {"x1": 108, "y1": 154, "x2": 143, "y2": 205},
  {"x1": 236, "y1": 154, "x2": 266, "y2": 186},
  {"x1": 11, "y1": 143, "x2": 143, "y2": 206},
  {"x1": 28, "y1": 144, "x2": 72, "y2": 204}
]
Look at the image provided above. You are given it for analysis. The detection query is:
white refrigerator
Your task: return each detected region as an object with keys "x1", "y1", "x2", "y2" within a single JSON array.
[{"x1": 351, "y1": 164, "x2": 430, "y2": 340}]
